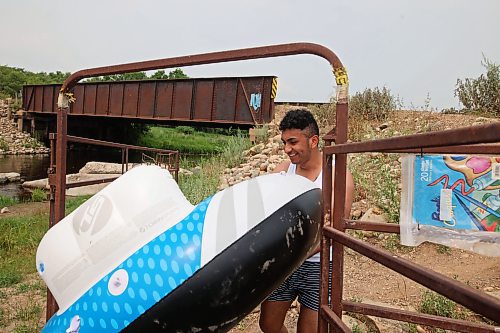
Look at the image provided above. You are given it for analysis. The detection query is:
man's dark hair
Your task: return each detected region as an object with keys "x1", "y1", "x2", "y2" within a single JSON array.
[{"x1": 279, "y1": 108, "x2": 319, "y2": 137}]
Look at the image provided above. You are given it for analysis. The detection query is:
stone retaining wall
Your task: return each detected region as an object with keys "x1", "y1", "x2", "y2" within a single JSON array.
[{"x1": 0, "y1": 101, "x2": 49, "y2": 155}]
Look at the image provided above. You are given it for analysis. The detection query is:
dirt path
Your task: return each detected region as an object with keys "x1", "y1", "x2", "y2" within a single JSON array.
[{"x1": 227, "y1": 238, "x2": 500, "y2": 333}]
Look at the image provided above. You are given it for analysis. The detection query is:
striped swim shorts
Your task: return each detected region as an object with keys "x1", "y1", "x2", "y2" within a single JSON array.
[{"x1": 266, "y1": 261, "x2": 332, "y2": 311}]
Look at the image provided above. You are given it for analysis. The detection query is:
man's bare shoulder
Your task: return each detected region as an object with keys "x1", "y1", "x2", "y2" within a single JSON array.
[{"x1": 272, "y1": 160, "x2": 291, "y2": 174}]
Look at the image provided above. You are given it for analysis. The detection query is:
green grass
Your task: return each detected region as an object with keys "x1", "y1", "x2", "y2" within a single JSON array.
[
  {"x1": 419, "y1": 290, "x2": 464, "y2": 320},
  {"x1": 15, "y1": 281, "x2": 44, "y2": 294},
  {"x1": 12, "y1": 323, "x2": 40, "y2": 333},
  {"x1": 0, "y1": 196, "x2": 91, "y2": 288},
  {"x1": 0, "y1": 195, "x2": 19, "y2": 207},
  {"x1": 65, "y1": 195, "x2": 91, "y2": 213},
  {"x1": 138, "y1": 126, "x2": 249, "y2": 154},
  {"x1": 29, "y1": 189, "x2": 46, "y2": 202},
  {"x1": 13, "y1": 304, "x2": 42, "y2": 322},
  {"x1": 436, "y1": 244, "x2": 452, "y2": 255},
  {"x1": 179, "y1": 132, "x2": 251, "y2": 204},
  {"x1": 0, "y1": 214, "x2": 47, "y2": 287}
]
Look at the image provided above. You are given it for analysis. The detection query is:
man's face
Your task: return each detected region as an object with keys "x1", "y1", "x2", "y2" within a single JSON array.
[{"x1": 281, "y1": 128, "x2": 318, "y2": 165}]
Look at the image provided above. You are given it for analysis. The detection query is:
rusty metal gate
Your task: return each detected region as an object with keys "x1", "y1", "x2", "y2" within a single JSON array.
[
  {"x1": 320, "y1": 122, "x2": 500, "y2": 332},
  {"x1": 49, "y1": 43, "x2": 500, "y2": 332}
]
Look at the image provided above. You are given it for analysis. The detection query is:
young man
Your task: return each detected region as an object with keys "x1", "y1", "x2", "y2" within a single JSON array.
[{"x1": 259, "y1": 108, "x2": 354, "y2": 333}]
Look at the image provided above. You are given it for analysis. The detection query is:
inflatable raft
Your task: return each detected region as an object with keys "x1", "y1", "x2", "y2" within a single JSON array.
[{"x1": 37, "y1": 165, "x2": 321, "y2": 332}]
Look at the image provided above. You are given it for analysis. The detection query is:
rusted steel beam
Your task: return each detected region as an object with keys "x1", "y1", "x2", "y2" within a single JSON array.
[
  {"x1": 324, "y1": 226, "x2": 500, "y2": 323},
  {"x1": 24, "y1": 77, "x2": 276, "y2": 125},
  {"x1": 324, "y1": 123, "x2": 500, "y2": 155},
  {"x1": 64, "y1": 177, "x2": 118, "y2": 189},
  {"x1": 54, "y1": 107, "x2": 67, "y2": 225},
  {"x1": 48, "y1": 174, "x2": 117, "y2": 188},
  {"x1": 319, "y1": 95, "x2": 349, "y2": 333},
  {"x1": 67, "y1": 135, "x2": 178, "y2": 155},
  {"x1": 60, "y1": 43, "x2": 345, "y2": 93},
  {"x1": 344, "y1": 219, "x2": 400, "y2": 233},
  {"x1": 50, "y1": 104, "x2": 68, "y2": 318},
  {"x1": 382, "y1": 143, "x2": 500, "y2": 155},
  {"x1": 319, "y1": 153, "x2": 333, "y2": 333},
  {"x1": 319, "y1": 305, "x2": 351, "y2": 332},
  {"x1": 343, "y1": 301, "x2": 498, "y2": 333},
  {"x1": 331, "y1": 102, "x2": 349, "y2": 326},
  {"x1": 46, "y1": 133, "x2": 57, "y2": 321}
]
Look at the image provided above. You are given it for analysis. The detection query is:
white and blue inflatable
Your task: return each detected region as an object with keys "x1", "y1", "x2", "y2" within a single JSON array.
[{"x1": 37, "y1": 165, "x2": 321, "y2": 332}]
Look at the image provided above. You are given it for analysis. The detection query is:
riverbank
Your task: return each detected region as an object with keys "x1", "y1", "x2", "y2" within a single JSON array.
[{"x1": 0, "y1": 101, "x2": 49, "y2": 155}]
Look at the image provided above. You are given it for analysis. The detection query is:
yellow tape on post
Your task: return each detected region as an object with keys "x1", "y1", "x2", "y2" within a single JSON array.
[
  {"x1": 334, "y1": 67, "x2": 348, "y2": 86},
  {"x1": 271, "y1": 77, "x2": 278, "y2": 99},
  {"x1": 333, "y1": 67, "x2": 349, "y2": 104}
]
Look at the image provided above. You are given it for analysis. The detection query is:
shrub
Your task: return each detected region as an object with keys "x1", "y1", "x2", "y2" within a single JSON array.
[
  {"x1": 349, "y1": 87, "x2": 397, "y2": 121},
  {"x1": 419, "y1": 290, "x2": 463, "y2": 319},
  {"x1": 30, "y1": 188, "x2": 46, "y2": 202},
  {"x1": 455, "y1": 56, "x2": 500, "y2": 117},
  {"x1": 0, "y1": 138, "x2": 9, "y2": 151},
  {"x1": 309, "y1": 100, "x2": 337, "y2": 129},
  {"x1": 175, "y1": 126, "x2": 195, "y2": 135}
]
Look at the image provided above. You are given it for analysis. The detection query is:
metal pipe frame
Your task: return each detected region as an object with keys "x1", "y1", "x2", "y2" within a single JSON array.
[
  {"x1": 324, "y1": 226, "x2": 500, "y2": 324},
  {"x1": 344, "y1": 219, "x2": 400, "y2": 233},
  {"x1": 323, "y1": 123, "x2": 500, "y2": 155},
  {"x1": 342, "y1": 301, "x2": 498, "y2": 333},
  {"x1": 51, "y1": 42, "x2": 348, "y2": 319},
  {"x1": 60, "y1": 43, "x2": 344, "y2": 93},
  {"x1": 51, "y1": 42, "x2": 500, "y2": 332}
]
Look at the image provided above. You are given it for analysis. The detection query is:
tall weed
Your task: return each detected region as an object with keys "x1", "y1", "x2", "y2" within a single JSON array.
[
  {"x1": 349, "y1": 87, "x2": 398, "y2": 121},
  {"x1": 219, "y1": 130, "x2": 252, "y2": 167},
  {"x1": 179, "y1": 132, "x2": 251, "y2": 204}
]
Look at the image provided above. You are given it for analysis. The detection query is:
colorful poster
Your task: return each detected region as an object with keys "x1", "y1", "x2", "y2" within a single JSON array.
[
  {"x1": 400, "y1": 155, "x2": 500, "y2": 256},
  {"x1": 412, "y1": 155, "x2": 499, "y2": 232}
]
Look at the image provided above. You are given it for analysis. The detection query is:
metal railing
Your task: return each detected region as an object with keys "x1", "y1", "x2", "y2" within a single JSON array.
[
  {"x1": 320, "y1": 120, "x2": 500, "y2": 332},
  {"x1": 47, "y1": 133, "x2": 179, "y2": 224}
]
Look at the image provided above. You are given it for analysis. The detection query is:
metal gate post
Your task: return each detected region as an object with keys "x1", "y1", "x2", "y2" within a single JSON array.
[
  {"x1": 46, "y1": 94, "x2": 70, "y2": 319},
  {"x1": 47, "y1": 42, "x2": 348, "y2": 322}
]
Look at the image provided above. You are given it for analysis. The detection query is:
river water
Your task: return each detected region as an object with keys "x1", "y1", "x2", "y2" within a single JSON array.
[{"x1": 0, "y1": 149, "x2": 144, "y2": 199}]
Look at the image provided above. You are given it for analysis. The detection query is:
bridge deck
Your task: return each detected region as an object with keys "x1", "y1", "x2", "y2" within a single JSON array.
[{"x1": 23, "y1": 76, "x2": 276, "y2": 126}]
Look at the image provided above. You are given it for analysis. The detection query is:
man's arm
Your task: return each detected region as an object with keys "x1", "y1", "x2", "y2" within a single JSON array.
[{"x1": 342, "y1": 169, "x2": 355, "y2": 219}]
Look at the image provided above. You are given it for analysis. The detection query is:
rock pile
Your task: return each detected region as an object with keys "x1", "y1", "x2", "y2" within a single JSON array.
[
  {"x1": 218, "y1": 123, "x2": 288, "y2": 190},
  {"x1": 0, "y1": 101, "x2": 49, "y2": 155}
]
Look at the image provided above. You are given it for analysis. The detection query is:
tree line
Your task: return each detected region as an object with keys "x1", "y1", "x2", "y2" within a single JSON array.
[{"x1": 0, "y1": 66, "x2": 188, "y2": 99}]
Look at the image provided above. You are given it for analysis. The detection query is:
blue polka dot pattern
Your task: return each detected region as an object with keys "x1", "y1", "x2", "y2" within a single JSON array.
[{"x1": 41, "y1": 197, "x2": 211, "y2": 333}]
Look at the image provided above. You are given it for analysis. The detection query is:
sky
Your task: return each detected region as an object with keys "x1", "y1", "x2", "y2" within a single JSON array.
[{"x1": 1, "y1": 0, "x2": 499, "y2": 110}]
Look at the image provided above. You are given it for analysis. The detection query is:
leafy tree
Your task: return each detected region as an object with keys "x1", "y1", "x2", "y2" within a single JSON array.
[
  {"x1": 167, "y1": 68, "x2": 188, "y2": 79},
  {"x1": 86, "y1": 68, "x2": 188, "y2": 82},
  {"x1": 455, "y1": 56, "x2": 500, "y2": 117},
  {"x1": 0, "y1": 65, "x2": 70, "y2": 98},
  {"x1": 150, "y1": 70, "x2": 169, "y2": 80}
]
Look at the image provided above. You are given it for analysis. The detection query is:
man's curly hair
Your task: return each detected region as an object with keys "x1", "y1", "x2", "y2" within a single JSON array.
[{"x1": 279, "y1": 108, "x2": 319, "y2": 137}]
